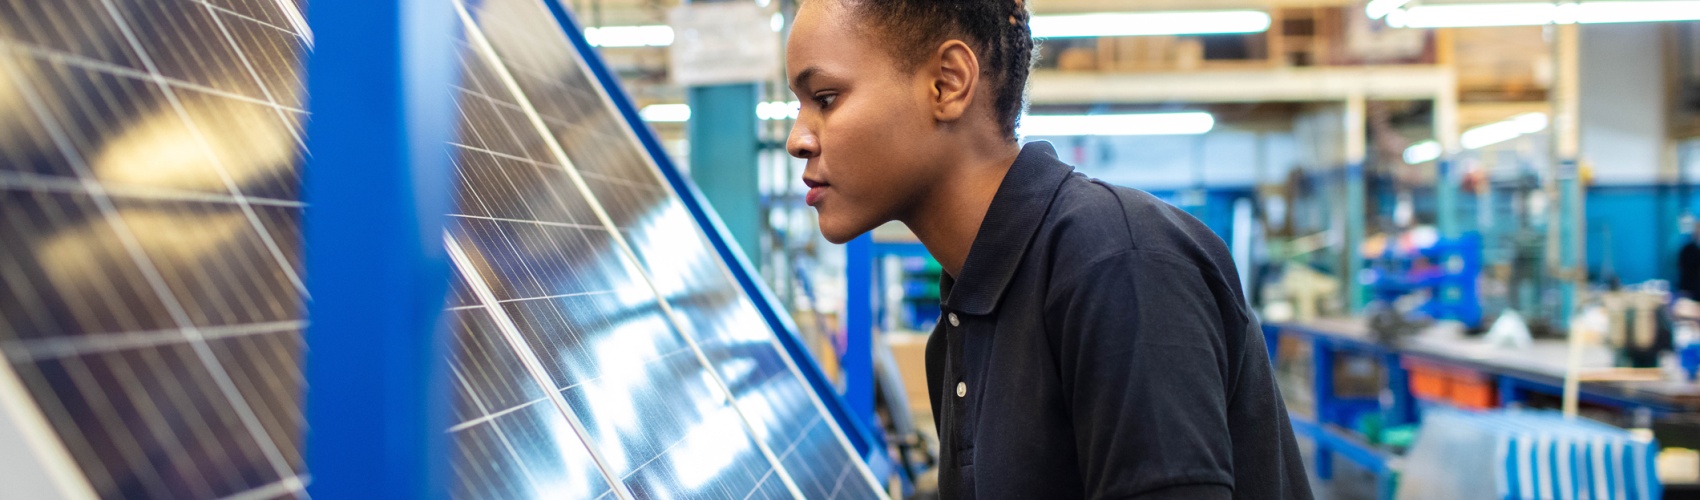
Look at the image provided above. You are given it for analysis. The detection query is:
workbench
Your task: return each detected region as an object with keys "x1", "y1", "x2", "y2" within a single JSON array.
[{"x1": 1269, "y1": 318, "x2": 1700, "y2": 499}]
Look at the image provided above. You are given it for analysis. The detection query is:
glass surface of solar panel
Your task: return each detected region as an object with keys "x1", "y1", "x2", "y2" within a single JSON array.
[
  {"x1": 460, "y1": 0, "x2": 881, "y2": 497},
  {"x1": 446, "y1": 5, "x2": 808, "y2": 495},
  {"x1": 0, "y1": 0, "x2": 307, "y2": 497},
  {"x1": 0, "y1": 0, "x2": 882, "y2": 497}
]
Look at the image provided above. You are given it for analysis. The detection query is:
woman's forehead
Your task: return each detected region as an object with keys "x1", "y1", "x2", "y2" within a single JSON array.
[{"x1": 786, "y1": 1, "x2": 896, "y2": 84}]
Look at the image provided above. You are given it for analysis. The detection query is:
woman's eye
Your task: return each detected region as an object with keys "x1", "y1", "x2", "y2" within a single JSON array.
[{"x1": 814, "y1": 94, "x2": 837, "y2": 109}]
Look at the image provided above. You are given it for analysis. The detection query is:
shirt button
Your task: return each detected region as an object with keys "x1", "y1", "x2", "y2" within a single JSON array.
[
  {"x1": 948, "y1": 313, "x2": 960, "y2": 327},
  {"x1": 956, "y1": 381, "x2": 967, "y2": 398}
]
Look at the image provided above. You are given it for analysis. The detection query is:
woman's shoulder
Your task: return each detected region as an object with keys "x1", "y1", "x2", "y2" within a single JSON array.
[{"x1": 1037, "y1": 174, "x2": 1236, "y2": 285}]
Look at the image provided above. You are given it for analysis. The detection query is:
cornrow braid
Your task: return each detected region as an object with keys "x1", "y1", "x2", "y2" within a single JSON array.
[{"x1": 844, "y1": 0, "x2": 1036, "y2": 142}]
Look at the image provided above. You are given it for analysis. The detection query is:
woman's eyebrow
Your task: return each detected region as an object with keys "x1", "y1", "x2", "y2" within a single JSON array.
[{"x1": 789, "y1": 67, "x2": 821, "y2": 92}]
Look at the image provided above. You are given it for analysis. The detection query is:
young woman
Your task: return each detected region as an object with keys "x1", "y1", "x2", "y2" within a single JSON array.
[{"x1": 783, "y1": 0, "x2": 1313, "y2": 498}]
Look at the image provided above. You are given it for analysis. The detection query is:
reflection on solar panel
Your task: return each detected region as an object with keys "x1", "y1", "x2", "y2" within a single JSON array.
[{"x1": 0, "y1": 0, "x2": 883, "y2": 498}]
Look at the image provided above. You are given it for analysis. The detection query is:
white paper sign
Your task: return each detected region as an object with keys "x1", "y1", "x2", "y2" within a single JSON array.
[{"x1": 668, "y1": 3, "x2": 781, "y2": 86}]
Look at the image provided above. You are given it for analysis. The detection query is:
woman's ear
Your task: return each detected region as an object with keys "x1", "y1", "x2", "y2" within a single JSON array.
[{"x1": 931, "y1": 39, "x2": 980, "y2": 123}]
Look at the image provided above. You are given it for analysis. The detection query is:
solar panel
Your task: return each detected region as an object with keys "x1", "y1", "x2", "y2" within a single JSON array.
[{"x1": 0, "y1": 0, "x2": 884, "y2": 498}]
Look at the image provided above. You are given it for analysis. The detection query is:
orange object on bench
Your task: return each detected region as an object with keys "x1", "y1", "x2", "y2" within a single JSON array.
[{"x1": 1402, "y1": 357, "x2": 1498, "y2": 410}]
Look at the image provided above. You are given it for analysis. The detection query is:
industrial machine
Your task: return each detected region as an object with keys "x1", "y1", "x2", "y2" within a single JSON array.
[{"x1": 1365, "y1": 231, "x2": 1485, "y2": 331}]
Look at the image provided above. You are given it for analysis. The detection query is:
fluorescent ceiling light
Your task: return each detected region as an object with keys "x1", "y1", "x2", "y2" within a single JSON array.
[
  {"x1": 1403, "y1": 140, "x2": 1442, "y2": 164},
  {"x1": 756, "y1": 101, "x2": 801, "y2": 121},
  {"x1": 594, "y1": 10, "x2": 1273, "y2": 47},
  {"x1": 640, "y1": 101, "x2": 802, "y2": 123},
  {"x1": 1386, "y1": 1, "x2": 1700, "y2": 28},
  {"x1": 1029, "y1": 11, "x2": 1272, "y2": 38},
  {"x1": 640, "y1": 103, "x2": 692, "y2": 122},
  {"x1": 584, "y1": 25, "x2": 673, "y2": 47},
  {"x1": 1460, "y1": 113, "x2": 1547, "y2": 149},
  {"x1": 1403, "y1": 113, "x2": 1547, "y2": 164},
  {"x1": 1365, "y1": 0, "x2": 1413, "y2": 19},
  {"x1": 1018, "y1": 112, "x2": 1215, "y2": 137}
]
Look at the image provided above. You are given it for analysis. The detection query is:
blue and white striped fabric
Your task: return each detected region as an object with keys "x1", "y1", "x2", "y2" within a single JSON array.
[
  {"x1": 1397, "y1": 409, "x2": 1661, "y2": 500},
  {"x1": 1490, "y1": 411, "x2": 1660, "y2": 500}
]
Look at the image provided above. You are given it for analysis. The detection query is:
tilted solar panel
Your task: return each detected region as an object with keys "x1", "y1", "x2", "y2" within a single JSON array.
[{"x1": 0, "y1": 0, "x2": 883, "y2": 498}]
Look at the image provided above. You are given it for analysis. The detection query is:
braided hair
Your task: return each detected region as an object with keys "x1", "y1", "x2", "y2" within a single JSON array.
[{"x1": 841, "y1": 0, "x2": 1036, "y2": 142}]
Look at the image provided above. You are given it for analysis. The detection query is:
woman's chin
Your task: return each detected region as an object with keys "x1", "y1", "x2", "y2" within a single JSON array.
[{"x1": 816, "y1": 212, "x2": 868, "y2": 244}]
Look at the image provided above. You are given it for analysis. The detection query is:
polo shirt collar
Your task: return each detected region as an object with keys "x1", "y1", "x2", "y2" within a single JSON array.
[{"x1": 940, "y1": 141, "x2": 1074, "y2": 316}]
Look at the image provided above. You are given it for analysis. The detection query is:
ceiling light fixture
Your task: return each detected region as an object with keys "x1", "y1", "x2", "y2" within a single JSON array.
[
  {"x1": 584, "y1": 25, "x2": 674, "y2": 47},
  {"x1": 1017, "y1": 112, "x2": 1216, "y2": 137},
  {"x1": 1403, "y1": 113, "x2": 1548, "y2": 164},
  {"x1": 1385, "y1": 1, "x2": 1700, "y2": 28},
  {"x1": 1029, "y1": 10, "x2": 1272, "y2": 38}
]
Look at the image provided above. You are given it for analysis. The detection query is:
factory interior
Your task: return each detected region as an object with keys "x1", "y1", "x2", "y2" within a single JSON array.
[{"x1": 5, "y1": 0, "x2": 1700, "y2": 498}]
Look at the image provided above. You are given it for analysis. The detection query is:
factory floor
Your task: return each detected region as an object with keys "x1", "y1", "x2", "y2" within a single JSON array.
[{"x1": 1299, "y1": 441, "x2": 1378, "y2": 500}]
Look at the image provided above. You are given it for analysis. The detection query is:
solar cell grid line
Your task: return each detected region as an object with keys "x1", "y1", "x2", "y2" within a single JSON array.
[
  {"x1": 444, "y1": 233, "x2": 632, "y2": 499},
  {"x1": 443, "y1": 299, "x2": 616, "y2": 500},
  {"x1": 465, "y1": 0, "x2": 882, "y2": 496},
  {"x1": 452, "y1": 1, "x2": 813, "y2": 498},
  {"x1": 516, "y1": 63, "x2": 882, "y2": 500},
  {"x1": 190, "y1": 0, "x2": 306, "y2": 149},
  {"x1": 92, "y1": 0, "x2": 307, "y2": 297},
  {"x1": 443, "y1": 170, "x2": 788, "y2": 497},
  {"x1": 0, "y1": 0, "x2": 312, "y2": 496},
  {"x1": 0, "y1": 44, "x2": 303, "y2": 500},
  {"x1": 0, "y1": 41, "x2": 306, "y2": 119}
]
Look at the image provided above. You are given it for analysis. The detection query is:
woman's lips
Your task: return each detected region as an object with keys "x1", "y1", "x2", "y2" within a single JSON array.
[{"x1": 803, "y1": 178, "x2": 828, "y2": 206}]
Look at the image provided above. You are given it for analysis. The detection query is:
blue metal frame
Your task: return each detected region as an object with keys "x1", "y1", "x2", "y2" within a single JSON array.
[
  {"x1": 845, "y1": 234, "x2": 876, "y2": 427},
  {"x1": 1267, "y1": 324, "x2": 1407, "y2": 500},
  {"x1": 1494, "y1": 373, "x2": 1680, "y2": 415},
  {"x1": 302, "y1": 0, "x2": 463, "y2": 497},
  {"x1": 1288, "y1": 416, "x2": 1397, "y2": 499},
  {"x1": 536, "y1": 0, "x2": 891, "y2": 473}
]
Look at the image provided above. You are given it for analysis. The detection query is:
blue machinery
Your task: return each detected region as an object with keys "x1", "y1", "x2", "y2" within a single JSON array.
[{"x1": 1365, "y1": 233, "x2": 1486, "y2": 329}]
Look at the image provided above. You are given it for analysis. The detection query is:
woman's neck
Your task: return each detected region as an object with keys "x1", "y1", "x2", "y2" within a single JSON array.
[{"x1": 902, "y1": 143, "x2": 1022, "y2": 278}]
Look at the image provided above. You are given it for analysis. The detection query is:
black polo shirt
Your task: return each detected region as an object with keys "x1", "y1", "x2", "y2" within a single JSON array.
[{"x1": 924, "y1": 142, "x2": 1311, "y2": 499}]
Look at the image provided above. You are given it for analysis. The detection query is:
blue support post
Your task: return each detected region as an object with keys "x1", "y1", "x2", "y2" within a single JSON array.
[
  {"x1": 302, "y1": 0, "x2": 462, "y2": 497},
  {"x1": 1313, "y1": 339, "x2": 1336, "y2": 480},
  {"x1": 845, "y1": 233, "x2": 876, "y2": 427},
  {"x1": 1384, "y1": 352, "x2": 1414, "y2": 425},
  {"x1": 1499, "y1": 375, "x2": 1522, "y2": 408},
  {"x1": 689, "y1": 83, "x2": 763, "y2": 261}
]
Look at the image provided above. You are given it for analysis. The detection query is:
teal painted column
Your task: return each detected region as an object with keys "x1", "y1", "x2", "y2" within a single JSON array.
[
  {"x1": 1347, "y1": 162, "x2": 1366, "y2": 311},
  {"x1": 1344, "y1": 95, "x2": 1367, "y2": 312},
  {"x1": 1437, "y1": 158, "x2": 1458, "y2": 238},
  {"x1": 1558, "y1": 160, "x2": 1580, "y2": 320},
  {"x1": 689, "y1": 83, "x2": 762, "y2": 262}
]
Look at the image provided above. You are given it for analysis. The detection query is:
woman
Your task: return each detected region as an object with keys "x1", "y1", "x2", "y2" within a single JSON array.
[{"x1": 783, "y1": 0, "x2": 1313, "y2": 498}]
